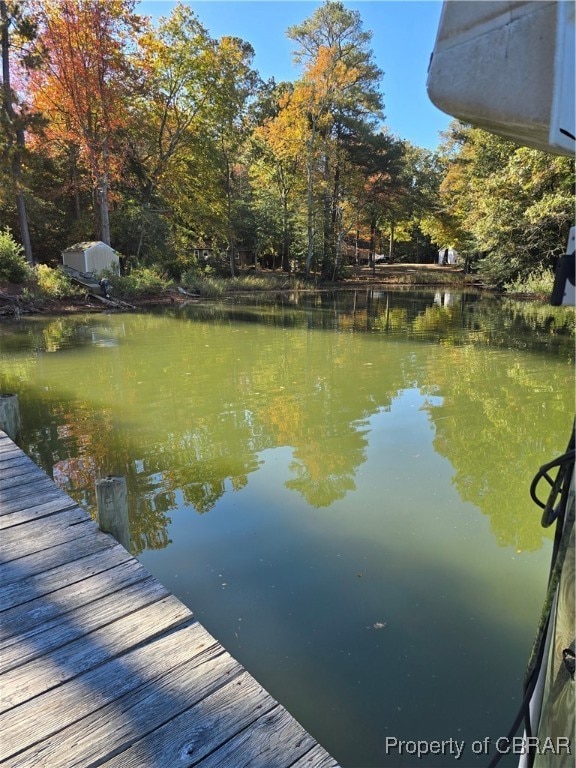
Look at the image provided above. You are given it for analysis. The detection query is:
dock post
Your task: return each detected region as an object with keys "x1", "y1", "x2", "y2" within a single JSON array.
[
  {"x1": 95, "y1": 476, "x2": 131, "y2": 552},
  {"x1": 0, "y1": 394, "x2": 21, "y2": 441}
]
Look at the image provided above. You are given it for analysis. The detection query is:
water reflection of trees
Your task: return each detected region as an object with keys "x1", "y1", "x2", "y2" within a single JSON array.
[
  {"x1": 1, "y1": 294, "x2": 573, "y2": 555},
  {"x1": 223, "y1": 289, "x2": 574, "y2": 357},
  {"x1": 421, "y1": 346, "x2": 572, "y2": 551},
  {"x1": 3, "y1": 316, "x2": 405, "y2": 552},
  {"x1": 17, "y1": 392, "x2": 173, "y2": 555}
]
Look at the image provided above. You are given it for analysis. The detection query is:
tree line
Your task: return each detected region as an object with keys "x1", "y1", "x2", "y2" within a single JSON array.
[{"x1": 1, "y1": 0, "x2": 573, "y2": 286}]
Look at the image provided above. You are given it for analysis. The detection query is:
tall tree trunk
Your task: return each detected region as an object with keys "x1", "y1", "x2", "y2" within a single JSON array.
[
  {"x1": 321, "y1": 150, "x2": 331, "y2": 278},
  {"x1": 332, "y1": 231, "x2": 343, "y2": 281},
  {"x1": 305, "y1": 127, "x2": 317, "y2": 276},
  {"x1": 1, "y1": 0, "x2": 33, "y2": 263},
  {"x1": 70, "y1": 144, "x2": 82, "y2": 220},
  {"x1": 328, "y1": 143, "x2": 342, "y2": 278},
  {"x1": 96, "y1": 175, "x2": 111, "y2": 245},
  {"x1": 278, "y1": 166, "x2": 290, "y2": 273},
  {"x1": 281, "y1": 188, "x2": 290, "y2": 272},
  {"x1": 226, "y1": 156, "x2": 235, "y2": 277},
  {"x1": 135, "y1": 208, "x2": 146, "y2": 260},
  {"x1": 98, "y1": 139, "x2": 111, "y2": 245},
  {"x1": 388, "y1": 217, "x2": 395, "y2": 263},
  {"x1": 136, "y1": 179, "x2": 154, "y2": 260},
  {"x1": 14, "y1": 185, "x2": 32, "y2": 259},
  {"x1": 305, "y1": 161, "x2": 315, "y2": 275},
  {"x1": 369, "y1": 217, "x2": 376, "y2": 277}
]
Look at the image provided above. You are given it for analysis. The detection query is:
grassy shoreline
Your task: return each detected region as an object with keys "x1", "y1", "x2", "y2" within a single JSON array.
[{"x1": 0, "y1": 263, "x2": 523, "y2": 317}]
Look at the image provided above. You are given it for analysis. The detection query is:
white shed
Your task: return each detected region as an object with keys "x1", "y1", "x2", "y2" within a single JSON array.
[
  {"x1": 61, "y1": 241, "x2": 120, "y2": 276},
  {"x1": 438, "y1": 247, "x2": 459, "y2": 266}
]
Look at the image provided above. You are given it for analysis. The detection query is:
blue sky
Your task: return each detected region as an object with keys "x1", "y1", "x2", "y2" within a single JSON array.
[{"x1": 138, "y1": 1, "x2": 452, "y2": 151}]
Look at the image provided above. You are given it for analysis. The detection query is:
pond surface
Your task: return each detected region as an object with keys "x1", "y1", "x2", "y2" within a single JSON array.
[{"x1": 1, "y1": 289, "x2": 574, "y2": 767}]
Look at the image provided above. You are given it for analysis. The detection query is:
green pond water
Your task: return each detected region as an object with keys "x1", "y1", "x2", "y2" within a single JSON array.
[{"x1": 1, "y1": 289, "x2": 574, "y2": 767}]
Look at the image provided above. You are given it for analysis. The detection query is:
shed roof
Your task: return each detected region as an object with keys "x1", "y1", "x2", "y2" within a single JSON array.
[{"x1": 62, "y1": 241, "x2": 113, "y2": 253}]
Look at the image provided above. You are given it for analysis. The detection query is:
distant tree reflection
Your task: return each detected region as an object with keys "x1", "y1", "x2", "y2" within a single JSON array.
[{"x1": 1, "y1": 294, "x2": 572, "y2": 555}]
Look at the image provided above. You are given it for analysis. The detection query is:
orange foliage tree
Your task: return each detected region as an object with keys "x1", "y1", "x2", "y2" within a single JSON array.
[
  {"x1": 287, "y1": 2, "x2": 384, "y2": 275},
  {"x1": 28, "y1": 0, "x2": 141, "y2": 245}
]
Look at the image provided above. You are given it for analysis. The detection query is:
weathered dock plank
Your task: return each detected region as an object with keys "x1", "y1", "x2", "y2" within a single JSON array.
[
  {"x1": 0, "y1": 558, "x2": 156, "y2": 646},
  {"x1": 0, "y1": 494, "x2": 79, "y2": 526},
  {"x1": 1, "y1": 506, "x2": 95, "y2": 556},
  {"x1": 0, "y1": 480, "x2": 64, "y2": 508},
  {"x1": 0, "y1": 432, "x2": 340, "y2": 768},
  {"x1": 0, "y1": 475, "x2": 59, "y2": 497},
  {"x1": 5, "y1": 642, "x2": 241, "y2": 768},
  {"x1": 0, "y1": 441, "x2": 21, "y2": 459},
  {"x1": 100, "y1": 671, "x2": 278, "y2": 768},
  {"x1": 0, "y1": 620, "x2": 218, "y2": 762},
  {"x1": 1, "y1": 593, "x2": 192, "y2": 710},
  {"x1": 0, "y1": 506, "x2": 86, "y2": 536},
  {"x1": 0, "y1": 459, "x2": 36, "y2": 482},
  {"x1": 0, "y1": 571, "x2": 169, "y2": 675},
  {"x1": 191, "y1": 703, "x2": 320, "y2": 768},
  {"x1": 0, "y1": 525, "x2": 116, "y2": 584},
  {"x1": 0, "y1": 541, "x2": 132, "y2": 612}
]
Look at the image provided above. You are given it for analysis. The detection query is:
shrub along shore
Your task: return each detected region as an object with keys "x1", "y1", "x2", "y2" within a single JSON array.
[
  {"x1": 0, "y1": 262, "x2": 491, "y2": 317},
  {"x1": 1, "y1": 258, "x2": 559, "y2": 318}
]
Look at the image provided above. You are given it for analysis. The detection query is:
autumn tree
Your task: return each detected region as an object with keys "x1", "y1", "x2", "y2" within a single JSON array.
[
  {"x1": 333, "y1": 129, "x2": 405, "y2": 271},
  {"x1": 431, "y1": 121, "x2": 575, "y2": 284},
  {"x1": 28, "y1": 0, "x2": 141, "y2": 246},
  {"x1": 126, "y1": 7, "x2": 259, "y2": 276},
  {"x1": 128, "y1": 4, "x2": 217, "y2": 262},
  {"x1": 1, "y1": 0, "x2": 453, "y2": 276},
  {"x1": 210, "y1": 36, "x2": 259, "y2": 276},
  {"x1": 287, "y1": 0, "x2": 384, "y2": 275},
  {"x1": 250, "y1": 81, "x2": 308, "y2": 271}
]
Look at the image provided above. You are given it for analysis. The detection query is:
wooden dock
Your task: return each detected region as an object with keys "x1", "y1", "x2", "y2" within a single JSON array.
[{"x1": 0, "y1": 431, "x2": 340, "y2": 768}]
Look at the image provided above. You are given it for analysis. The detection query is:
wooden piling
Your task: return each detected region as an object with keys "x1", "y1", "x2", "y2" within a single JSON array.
[
  {"x1": 95, "y1": 476, "x2": 131, "y2": 552},
  {"x1": 0, "y1": 394, "x2": 21, "y2": 441}
]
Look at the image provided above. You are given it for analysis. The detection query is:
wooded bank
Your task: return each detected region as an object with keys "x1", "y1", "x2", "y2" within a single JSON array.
[{"x1": 1, "y1": 2, "x2": 572, "y2": 289}]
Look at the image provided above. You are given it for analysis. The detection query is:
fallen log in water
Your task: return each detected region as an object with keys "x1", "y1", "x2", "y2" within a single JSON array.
[{"x1": 88, "y1": 293, "x2": 136, "y2": 310}]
